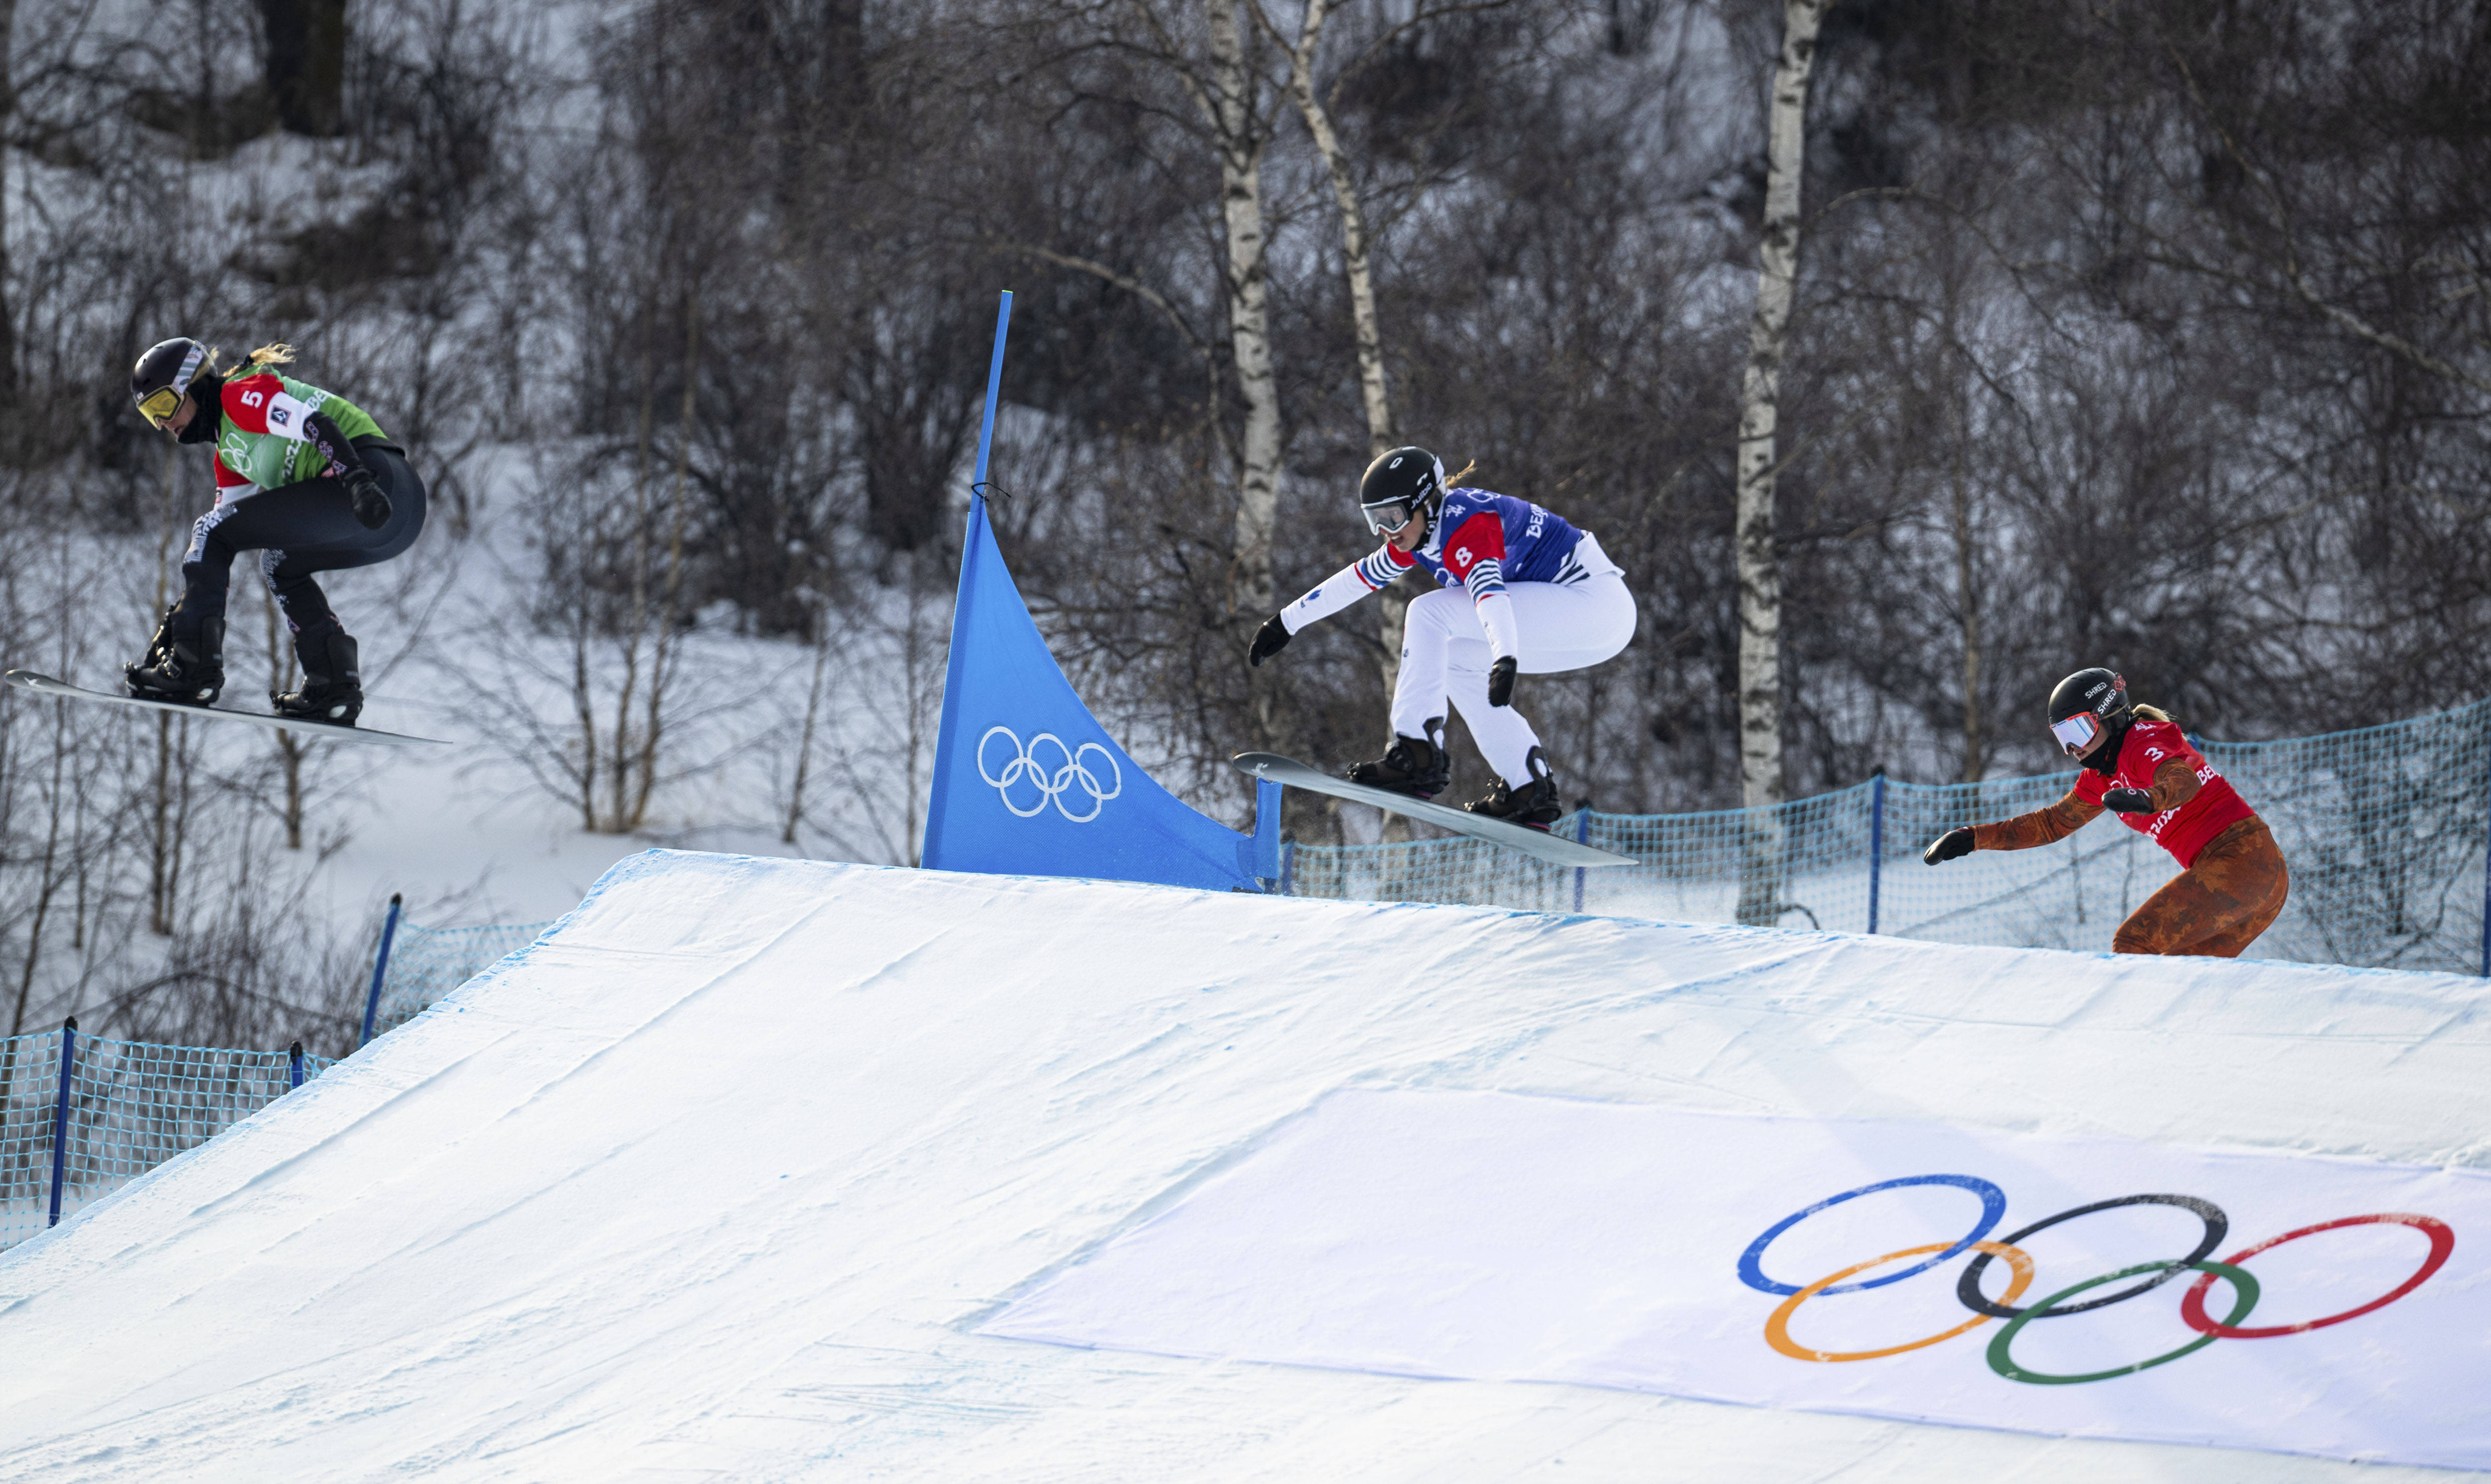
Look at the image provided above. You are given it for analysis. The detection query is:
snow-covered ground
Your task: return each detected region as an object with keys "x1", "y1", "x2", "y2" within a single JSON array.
[{"x1": 2, "y1": 853, "x2": 2486, "y2": 1480}]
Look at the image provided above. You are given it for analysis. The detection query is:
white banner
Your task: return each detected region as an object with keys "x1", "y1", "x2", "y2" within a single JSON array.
[{"x1": 983, "y1": 1091, "x2": 2491, "y2": 1469}]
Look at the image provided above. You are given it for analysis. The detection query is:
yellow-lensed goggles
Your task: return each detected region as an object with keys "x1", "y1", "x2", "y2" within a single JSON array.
[{"x1": 137, "y1": 386, "x2": 184, "y2": 429}]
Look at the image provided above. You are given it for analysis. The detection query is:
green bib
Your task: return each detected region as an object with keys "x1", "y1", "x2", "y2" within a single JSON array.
[{"x1": 214, "y1": 375, "x2": 389, "y2": 492}]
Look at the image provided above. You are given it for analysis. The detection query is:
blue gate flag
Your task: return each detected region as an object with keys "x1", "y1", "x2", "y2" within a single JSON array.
[
  {"x1": 922, "y1": 496, "x2": 1277, "y2": 889},
  {"x1": 922, "y1": 290, "x2": 1276, "y2": 890}
]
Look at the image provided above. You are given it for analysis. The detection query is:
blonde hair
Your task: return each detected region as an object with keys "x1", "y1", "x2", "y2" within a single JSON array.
[
  {"x1": 1443, "y1": 458, "x2": 1478, "y2": 487},
  {"x1": 2132, "y1": 703, "x2": 2173, "y2": 723},
  {"x1": 201, "y1": 341, "x2": 299, "y2": 378}
]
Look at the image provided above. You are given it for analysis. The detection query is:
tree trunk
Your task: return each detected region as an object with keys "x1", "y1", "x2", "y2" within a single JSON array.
[
  {"x1": 13, "y1": 704, "x2": 65, "y2": 1037},
  {"x1": 0, "y1": 0, "x2": 16, "y2": 413},
  {"x1": 1207, "y1": 0, "x2": 1281, "y2": 624},
  {"x1": 1949, "y1": 372, "x2": 1982, "y2": 783},
  {"x1": 1734, "y1": 0, "x2": 1823, "y2": 813},
  {"x1": 633, "y1": 294, "x2": 701, "y2": 832},
  {"x1": 1732, "y1": 0, "x2": 1824, "y2": 926},
  {"x1": 786, "y1": 612, "x2": 830, "y2": 846},
  {"x1": 608, "y1": 303, "x2": 660, "y2": 834},
  {"x1": 1270, "y1": 0, "x2": 1404, "y2": 819},
  {"x1": 253, "y1": 0, "x2": 348, "y2": 137},
  {"x1": 265, "y1": 594, "x2": 307, "y2": 846}
]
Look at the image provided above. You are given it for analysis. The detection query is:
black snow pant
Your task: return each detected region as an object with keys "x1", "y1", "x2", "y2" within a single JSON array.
[{"x1": 173, "y1": 441, "x2": 425, "y2": 643}]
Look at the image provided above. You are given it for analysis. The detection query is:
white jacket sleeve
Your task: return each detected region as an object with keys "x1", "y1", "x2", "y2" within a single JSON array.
[
  {"x1": 1279, "y1": 545, "x2": 1410, "y2": 633},
  {"x1": 1473, "y1": 587, "x2": 1521, "y2": 662}
]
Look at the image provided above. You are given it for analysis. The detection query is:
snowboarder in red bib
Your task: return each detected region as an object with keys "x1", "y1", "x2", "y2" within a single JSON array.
[
  {"x1": 122, "y1": 337, "x2": 425, "y2": 725},
  {"x1": 1246, "y1": 446, "x2": 1636, "y2": 827},
  {"x1": 1922, "y1": 669, "x2": 2290, "y2": 956}
]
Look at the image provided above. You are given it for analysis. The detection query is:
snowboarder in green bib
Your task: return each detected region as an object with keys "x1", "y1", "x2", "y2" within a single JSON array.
[{"x1": 125, "y1": 338, "x2": 425, "y2": 724}]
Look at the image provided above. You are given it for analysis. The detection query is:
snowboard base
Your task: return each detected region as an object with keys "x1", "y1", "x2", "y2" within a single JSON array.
[
  {"x1": 1230, "y1": 752, "x2": 1634, "y2": 868},
  {"x1": 6, "y1": 670, "x2": 449, "y2": 748}
]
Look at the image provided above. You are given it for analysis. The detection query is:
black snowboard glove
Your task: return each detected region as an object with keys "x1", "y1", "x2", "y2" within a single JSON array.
[
  {"x1": 1247, "y1": 613, "x2": 1291, "y2": 667},
  {"x1": 342, "y1": 465, "x2": 391, "y2": 530},
  {"x1": 1923, "y1": 827, "x2": 1975, "y2": 865},
  {"x1": 2101, "y1": 787, "x2": 2156, "y2": 814},
  {"x1": 1487, "y1": 656, "x2": 1518, "y2": 707}
]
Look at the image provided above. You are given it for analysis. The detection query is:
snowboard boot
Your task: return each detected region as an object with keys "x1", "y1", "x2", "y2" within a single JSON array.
[
  {"x1": 1345, "y1": 717, "x2": 1452, "y2": 799},
  {"x1": 271, "y1": 626, "x2": 362, "y2": 725},
  {"x1": 124, "y1": 607, "x2": 225, "y2": 706},
  {"x1": 1465, "y1": 745, "x2": 1563, "y2": 830}
]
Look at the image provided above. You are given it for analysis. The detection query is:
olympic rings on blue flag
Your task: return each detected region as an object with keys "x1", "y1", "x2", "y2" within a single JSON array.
[
  {"x1": 1740, "y1": 1177, "x2": 2454, "y2": 1386},
  {"x1": 976, "y1": 726, "x2": 1123, "y2": 823}
]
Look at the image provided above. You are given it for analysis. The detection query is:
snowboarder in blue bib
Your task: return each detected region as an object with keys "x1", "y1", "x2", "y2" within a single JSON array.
[
  {"x1": 123, "y1": 337, "x2": 426, "y2": 725},
  {"x1": 1246, "y1": 446, "x2": 1636, "y2": 827}
]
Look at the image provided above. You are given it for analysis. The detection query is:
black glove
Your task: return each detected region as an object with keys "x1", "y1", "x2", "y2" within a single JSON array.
[
  {"x1": 342, "y1": 466, "x2": 391, "y2": 530},
  {"x1": 1923, "y1": 827, "x2": 1975, "y2": 865},
  {"x1": 2102, "y1": 787, "x2": 2156, "y2": 814},
  {"x1": 1487, "y1": 656, "x2": 1517, "y2": 707},
  {"x1": 1247, "y1": 613, "x2": 1291, "y2": 667}
]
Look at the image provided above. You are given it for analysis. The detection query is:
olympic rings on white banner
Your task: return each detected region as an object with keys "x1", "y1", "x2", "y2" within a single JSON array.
[
  {"x1": 977, "y1": 726, "x2": 1124, "y2": 822},
  {"x1": 1740, "y1": 1176, "x2": 2455, "y2": 1386}
]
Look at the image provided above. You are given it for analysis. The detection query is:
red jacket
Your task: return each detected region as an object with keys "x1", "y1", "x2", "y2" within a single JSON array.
[{"x1": 2074, "y1": 718, "x2": 2255, "y2": 867}]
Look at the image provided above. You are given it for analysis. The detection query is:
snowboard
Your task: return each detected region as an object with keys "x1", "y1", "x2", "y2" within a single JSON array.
[
  {"x1": 5, "y1": 670, "x2": 449, "y2": 749},
  {"x1": 1230, "y1": 752, "x2": 1636, "y2": 868}
]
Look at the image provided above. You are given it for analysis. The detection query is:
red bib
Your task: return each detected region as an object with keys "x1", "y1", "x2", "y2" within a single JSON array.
[{"x1": 2072, "y1": 718, "x2": 2255, "y2": 867}]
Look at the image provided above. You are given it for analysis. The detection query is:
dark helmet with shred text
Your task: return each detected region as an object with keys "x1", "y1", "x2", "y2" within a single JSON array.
[
  {"x1": 1359, "y1": 445, "x2": 1445, "y2": 538},
  {"x1": 131, "y1": 337, "x2": 211, "y2": 429},
  {"x1": 2046, "y1": 667, "x2": 2129, "y2": 757},
  {"x1": 133, "y1": 336, "x2": 229, "y2": 443}
]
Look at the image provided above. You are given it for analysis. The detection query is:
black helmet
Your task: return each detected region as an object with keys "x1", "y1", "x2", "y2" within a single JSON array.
[
  {"x1": 2046, "y1": 667, "x2": 2128, "y2": 757},
  {"x1": 131, "y1": 337, "x2": 211, "y2": 429},
  {"x1": 1358, "y1": 445, "x2": 1445, "y2": 537}
]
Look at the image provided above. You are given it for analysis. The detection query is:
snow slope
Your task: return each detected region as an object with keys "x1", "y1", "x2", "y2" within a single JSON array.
[{"x1": 3, "y1": 853, "x2": 2488, "y2": 1481}]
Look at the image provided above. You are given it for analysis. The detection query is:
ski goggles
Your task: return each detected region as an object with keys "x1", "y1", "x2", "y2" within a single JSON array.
[
  {"x1": 2049, "y1": 712, "x2": 2102, "y2": 756},
  {"x1": 1362, "y1": 498, "x2": 1420, "y2": 536},
  {"x1": 136, "y1": 386, "x2": 184, "y2": 429}
]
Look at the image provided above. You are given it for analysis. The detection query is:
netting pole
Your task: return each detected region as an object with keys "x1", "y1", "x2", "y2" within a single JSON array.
[
  {"x1": 46, "y1": 1017, "x2": 77, "y2": 1229},
  {"x1": 1279, "y1": 841, "x2": 1296, "y2": 896},
  {"x1": 2480, "y1": 789, "x2": 2491, "y2": 977},
  {"x1": 288, "y1": 1040, "x2": 304, "y2": 1090},
  {"x1": 1867, "y1": 769, "x2": 1886, "y2": 935},
  {"x1": 1572, "y1": 812, "x2": 1591, "y2": 914},
  {"x1": 360, "y1": 894, "x2": 404, "y2": 1049}
]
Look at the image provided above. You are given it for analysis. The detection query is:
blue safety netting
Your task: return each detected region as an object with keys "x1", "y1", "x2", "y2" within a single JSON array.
[
  {"x1": 0, "y1": 1029, "x2": 332, "y2": 1251},
  {"x1": 364, "y1": 917, "x2": 557, "y2": 1039},
  {"x1": 1281, "y1": 699, "x2": 2491, "y2": 975}
]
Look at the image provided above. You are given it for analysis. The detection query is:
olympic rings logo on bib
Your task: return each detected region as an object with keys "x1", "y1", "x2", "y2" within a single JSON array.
[
  {"x1": 977, "y1": 726, "x2": 1124, "y2": 823},
  {"x1": 1737, "y1": 1176, "x2": 2453, "y2": 1385}
]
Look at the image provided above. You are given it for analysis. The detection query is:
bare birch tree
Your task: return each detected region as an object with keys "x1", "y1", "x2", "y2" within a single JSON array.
[
  {"x1": 1256, "y1": 0, "x2": 1400, "y2": 714},
  {"x1": 1253, "y1": 0, "x2": 1516, "y2": 757},
  {"x1": 1734, "y1": 0, "x2": 1825, "y2": 812},
  {"x1": 1118, "y1": 0, "x2": 1285, "y2": 625},
  {"x1": 1204, "y1": 1, "x2": 1284, "y2": 626},
  {"x1": 1732, "y1": 0, "x2": 1825, "y2": 923},
  {"x1": 0, "y1": 0, "x2": 16, "y2": 413}
]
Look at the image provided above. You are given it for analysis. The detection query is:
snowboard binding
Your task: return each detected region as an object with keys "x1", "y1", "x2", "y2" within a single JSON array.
[
  {"x1": 124, "y1": 607, "x2": 225, "y2": 707},
  {"x1": 272, "y1": 626, "x2": 362, "y2": 726},
  {"x1": 1346, "y1": 717, "x2": 1451, "y2": 799},
  {"x1": 1465, "y1": 745, "x2": 1562, "y2": 831}
]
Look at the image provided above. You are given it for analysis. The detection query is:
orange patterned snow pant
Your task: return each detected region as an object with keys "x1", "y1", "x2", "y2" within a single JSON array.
[{"x1": 2113, "y1": 817, "x2": 2289, "y2": 958}]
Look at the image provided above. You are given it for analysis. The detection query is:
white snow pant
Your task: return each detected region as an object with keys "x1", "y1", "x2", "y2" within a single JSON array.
[{"x1": 1389, "y1": 539, "x2": 1637, "y2": 786}]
